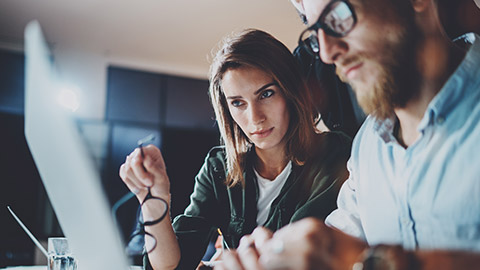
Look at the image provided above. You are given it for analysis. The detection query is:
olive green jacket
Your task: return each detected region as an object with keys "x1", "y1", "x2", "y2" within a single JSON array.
[{"x1": 145, "y1": 131, "x2": 351, "y2": 270}]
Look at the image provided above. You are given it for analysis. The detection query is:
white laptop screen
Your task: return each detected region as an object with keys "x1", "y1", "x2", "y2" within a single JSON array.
[{"x1": 24, "y1": 21, "x2": 130, "y2": 270}]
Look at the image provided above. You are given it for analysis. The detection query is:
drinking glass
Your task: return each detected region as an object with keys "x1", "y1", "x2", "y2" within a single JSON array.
[{"x1": 47, "y1": 237, "x2": 77, "y2": 270}]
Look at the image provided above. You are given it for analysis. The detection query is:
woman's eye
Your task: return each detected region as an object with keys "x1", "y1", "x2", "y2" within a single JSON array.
[
  {"x1": 231, "y1": 100, "x2": 244, "y2": 107},
  {"x1": 260, "y1": 89, "x2": 274, "y2": 99}
]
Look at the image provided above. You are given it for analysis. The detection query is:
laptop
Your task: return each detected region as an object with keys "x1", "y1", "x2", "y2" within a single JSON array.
[{"x1": 24, "y1": 21, "x2": 131, "y2": 269}]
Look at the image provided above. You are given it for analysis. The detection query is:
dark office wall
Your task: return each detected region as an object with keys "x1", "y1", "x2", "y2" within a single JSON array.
[
  {"x1": 0, "y1": 113, "x2": 45, "y2": 267},
  {"x1": 105, "y1": 66, "x2": 220, "y2": 243},
  {"x1": 106, "y1": 68, "x2": 164, "y2": 125},
  {"x1": 0, "y1": 50, "x2": 25, "y2": 114},
  {"x1": 0, "y1": 51, "x2": 220, "y2": 266},
  {"x1": 165, "y1": 77, "x2": 214, "y2": 129},
  {"x1": 0, "y1": 50, "x2": 55, "y2": 267},
  {"x1": 438, "y1": 0, "x2": 480, "y2": 39}
]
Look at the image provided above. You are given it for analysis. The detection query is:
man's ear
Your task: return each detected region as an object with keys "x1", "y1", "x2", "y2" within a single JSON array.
[{"x1": 410, "y1": 0, "x2": 432, "y2": 12}]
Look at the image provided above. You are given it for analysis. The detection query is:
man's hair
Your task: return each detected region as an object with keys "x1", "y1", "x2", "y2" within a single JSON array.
[{"x1": 209, "y1": 29, "x2": 316, "y2": 187}]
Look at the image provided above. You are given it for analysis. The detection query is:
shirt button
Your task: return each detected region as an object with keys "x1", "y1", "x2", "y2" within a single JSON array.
[{"x1": 437, "y1": 116, "x2": 445, "y2": 124}]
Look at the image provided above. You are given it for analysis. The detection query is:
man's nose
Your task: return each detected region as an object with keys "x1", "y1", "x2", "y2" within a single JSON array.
[{"x1": 317, "y1": 29, "x2": 347, "y2": 64}]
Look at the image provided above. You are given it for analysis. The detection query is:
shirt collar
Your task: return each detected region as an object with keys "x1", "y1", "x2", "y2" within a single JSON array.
[
  {"x1": 373, "y1": 33, "x2": 480, "y2": 143},
  {"x1": 373, "y1": 115, "x2": 398, "y2": 144},
  {"x1": 417, "y1": 33, "x2": 480, "y2": 132}
]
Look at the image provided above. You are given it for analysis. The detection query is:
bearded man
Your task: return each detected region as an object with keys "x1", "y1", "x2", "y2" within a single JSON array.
[{"x1": 215, "y1": 0, "x2": 480, "y2": 269}]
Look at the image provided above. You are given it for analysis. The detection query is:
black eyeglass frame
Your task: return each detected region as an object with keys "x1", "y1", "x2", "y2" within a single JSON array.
[
  {"x1": 138, "y1": 187, "x2": 168, "y2": 227},
  {"x1": 298, "y1": 0, "x2": 357, "y2": 55},
  {"x1": 126, "y1": 187, "x2": 168, "y2": 254}
]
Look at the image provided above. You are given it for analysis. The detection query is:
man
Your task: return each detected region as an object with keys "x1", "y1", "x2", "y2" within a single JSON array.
[
  {"x1": 292, "y1": 24, "x2": 366, "y2": 138},
  {"x1": 292, "y1": 0, "x2": 366, "y2": 138},
  {"x1": 215, "y1": 0, "x2": 480, "y2": 269}
]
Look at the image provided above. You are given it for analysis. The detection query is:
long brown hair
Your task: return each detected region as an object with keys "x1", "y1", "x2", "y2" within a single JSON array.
[{"x1": 209, "y1": 29, "x2": 316, "y2": 187}]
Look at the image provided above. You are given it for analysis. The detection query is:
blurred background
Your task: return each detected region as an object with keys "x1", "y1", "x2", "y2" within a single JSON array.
[{"x1": 0, "y1": 0, "x2": 479, "y2": 267}]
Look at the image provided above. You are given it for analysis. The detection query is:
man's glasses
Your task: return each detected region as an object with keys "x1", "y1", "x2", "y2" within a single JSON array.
[
  {"x1": 112, "y1": 134, "x2": 168, "y2": 256},
  {"x1": 298, "y1": 0, "x2": 357, "y2": 56}
]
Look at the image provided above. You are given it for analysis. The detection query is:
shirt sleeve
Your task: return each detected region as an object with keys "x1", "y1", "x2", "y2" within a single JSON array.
[
  {"x1": 325, "y1": 157, "x2": 366, "y2": 241},
  {"x1": 144, "y1": 149, "x2": 224, "y2": 270}
]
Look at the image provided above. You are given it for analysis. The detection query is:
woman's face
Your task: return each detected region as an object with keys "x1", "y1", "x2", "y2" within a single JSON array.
[{"x1": 221, "y1": 66, "x2": 290, "y2": 153}]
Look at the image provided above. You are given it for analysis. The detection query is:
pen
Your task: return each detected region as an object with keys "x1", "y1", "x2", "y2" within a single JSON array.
[
  {"x1": 7, "y1": 205, "x2": 48, "y2": 257},
  {"x1": 217, "y1": 228, "x2": 231, "y2": 251},
  {"x1": 137, "y1": 134, "x2": 155, "y2": 159}
]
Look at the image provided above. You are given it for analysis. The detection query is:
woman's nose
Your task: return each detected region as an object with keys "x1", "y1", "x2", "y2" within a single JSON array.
[{"x1": 249, "y1": 105, "x2": 266, "y2": 125}]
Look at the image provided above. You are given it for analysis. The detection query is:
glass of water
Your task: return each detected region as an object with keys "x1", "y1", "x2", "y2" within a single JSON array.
[{"x1": 48, "y1": 237, "x2": 77, "y2": 270}]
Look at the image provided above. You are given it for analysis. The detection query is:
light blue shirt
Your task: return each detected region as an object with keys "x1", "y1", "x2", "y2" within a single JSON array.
[{"x1": 325, "y1": 33, "x2": 480, "y2": 251}]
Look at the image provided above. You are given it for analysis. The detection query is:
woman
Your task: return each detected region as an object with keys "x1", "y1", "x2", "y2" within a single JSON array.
[{"x1": 119, "y1": 29, "x2": 351, "y2": 270}]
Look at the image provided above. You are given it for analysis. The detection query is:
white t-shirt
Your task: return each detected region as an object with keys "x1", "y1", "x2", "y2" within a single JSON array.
[{"x1": 254, "y1": 161, "x2": 292, "y2": 226}]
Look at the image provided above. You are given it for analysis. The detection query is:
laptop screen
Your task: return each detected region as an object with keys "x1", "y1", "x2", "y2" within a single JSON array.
[{"x1": 24, "y1": 21, "x2": 130, "y2": 270}]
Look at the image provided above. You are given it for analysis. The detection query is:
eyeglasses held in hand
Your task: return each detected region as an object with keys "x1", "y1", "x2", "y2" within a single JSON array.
[
  {"x1": 298, "y1": 0, "x2": 357, "y2": 56},
  {"x1": 126, "y1": 187, "x2": 168, "y2": 256},
  {"x1": 112, "y1": 134, "x2": 168, "y2": 256}
]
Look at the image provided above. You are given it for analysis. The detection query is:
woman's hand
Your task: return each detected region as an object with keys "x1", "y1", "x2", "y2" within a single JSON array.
[
  {"x1": 214, "y1": 227, "x2": 273, "y2": 270},
  {"x1": 120, "y1": 144, "x2": 181, "y2": 269},
  {"x1": 119, "y1": 144, "x2": 171, "y2": 203},
  {"x1": 216, "y1": 218, "x2": 367, "y2": 270}
]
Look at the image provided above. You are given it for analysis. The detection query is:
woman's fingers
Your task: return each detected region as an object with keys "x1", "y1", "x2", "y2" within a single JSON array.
[
  {"x1": 119, "y1": 163, "x2": 144, "y2": 195},
  {"x1": 119, "y1": 149, "x2": 152, "y2": 197},
  {"x1": 144, "y1": 144, "x2": 167, "y2": 170},
  {"x1": 237, "y1": 243, "x2": 264, "y2": 270},
  {"x1": 119, "y1": 144, "x2": 171, "y2": 201},
  {"x1": 144, "y1": 154, "x2": 166, "y2": 179},
  {"x1": 217, "y1": 251, "x2": 245, "y2": 270},
  {"x1": 130, "y1": 149, "x2": 153, "y2": 187},
  {"x1": 223, "y1": 229, "x2": 270, "y2": 270},
  {"x1": 250, "y1": 227, "x2": 273, "y2": 250}
]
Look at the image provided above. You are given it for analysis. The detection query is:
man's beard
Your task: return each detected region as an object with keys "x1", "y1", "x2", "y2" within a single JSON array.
[{"x1": 337, "y1": 26, "x2": 419, "y2": 120}]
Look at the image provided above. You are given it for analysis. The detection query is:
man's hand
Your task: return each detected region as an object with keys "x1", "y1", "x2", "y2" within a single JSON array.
[{"x1": 256, "y1": 218, "x2": 366, "y2": 270}]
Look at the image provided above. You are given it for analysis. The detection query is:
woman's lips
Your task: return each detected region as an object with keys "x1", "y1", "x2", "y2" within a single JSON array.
[{"x1": 251, "y1": 127, "x2": 274, "y2": 138}]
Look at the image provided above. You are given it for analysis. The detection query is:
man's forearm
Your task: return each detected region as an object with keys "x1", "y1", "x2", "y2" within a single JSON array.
[
  {"x1": 414, "y1": 249, "x2": 480, "y2": 270},
  {"x1": 352, "y1": 245, "x2": 480, "y2": 270}
]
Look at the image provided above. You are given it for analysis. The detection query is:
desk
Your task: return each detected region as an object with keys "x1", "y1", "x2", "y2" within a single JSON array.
[{"x1": 0, "y1": 266, "x2": 143, "y2": 270}]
